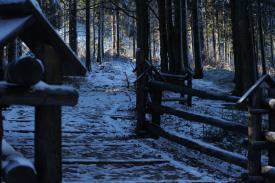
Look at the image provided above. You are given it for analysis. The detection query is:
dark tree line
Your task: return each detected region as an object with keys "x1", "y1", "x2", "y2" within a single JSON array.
[{"x1": 3, "y1": 0, "x2": 275, "y2": 96}]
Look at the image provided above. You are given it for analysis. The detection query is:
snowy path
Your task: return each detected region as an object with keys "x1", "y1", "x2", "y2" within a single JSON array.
[{"x1": 3, "y1": 59, "x2": 244, "y2": 182}]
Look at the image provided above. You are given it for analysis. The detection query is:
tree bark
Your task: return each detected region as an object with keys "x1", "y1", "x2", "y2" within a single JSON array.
[
  {"x1": 69, "y1": 0, "x2": 77, "y2": 54},
  {"x1": 157, "y1": 0, "x2": 168, "y2": 72},
  {"x1": 86, "y1": 0, "x2": 91, "y2": 71},
  {"x1": 165, "y1": 0, "x2": 175, "y2": 73},
  {"x1": 192, "y1": 0, "x2": 203, "y2": 78},
  {"x1": 180, "y1": 0, "x2": 190, "y2": 71}
]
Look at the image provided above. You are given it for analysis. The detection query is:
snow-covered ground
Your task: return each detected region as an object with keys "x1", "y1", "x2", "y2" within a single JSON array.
[{"x1": 2, "y1": 58, "x2": 247, "y2": 182}]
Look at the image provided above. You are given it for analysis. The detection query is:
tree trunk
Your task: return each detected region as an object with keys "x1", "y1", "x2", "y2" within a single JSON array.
[
  {"x1": 231, "y1": 0, "x2": 243, "y2": 96},
  {"x1": 69, "y1": 0, "x2": 77, "y2": 54},
  {"x1": 86, "y1": 0, "x2": 91, "y2": 71},
  {"x1": 258, "y1": 1, "x2": 266, "y2": 74},
  {"x1": 116, "y1": 4, "x2": 120, "y2": 57},
  {"x1": 192, "y1": 0, "x2": 203, "y2": 78},
  {"x1": 180, "y1": 0, "x2": 190, "y2": 71},
  {"x1": 157, "y1": 0, "x2": 168, "y2": 72},
  {"x1": 174, "y1": 0, "x2": 182, "y2": 74},
  {"x1": 231, "y1": 0, "x2": 257, "y2": 93},
  {"x1": 165, "y1": 0, "x2": 175, "y2": 73},
  {"x1": 135, "y1": 0, "x2": 149, "y2": 132}
]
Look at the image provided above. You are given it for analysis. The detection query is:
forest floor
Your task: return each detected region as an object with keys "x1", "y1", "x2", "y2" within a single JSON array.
[{"x1": 3, "y1": 57, "x2": 248, "y2": 182}]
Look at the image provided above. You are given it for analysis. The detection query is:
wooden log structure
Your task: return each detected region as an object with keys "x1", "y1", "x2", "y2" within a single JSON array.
[
  {"x1": 2, "y1": 140, "x2": 37, "y2": 183},
  {"x1": 149, "y1": 80, "x2": 240, "y2": 103},
  {"x1": 5, "y1": 56, "x2": 44, "y2": 86},
  {"x1": 146, "y1": 123, "x2": 248, "y2": 168},
  {"x1": 0, "y1": 0, "x2": 87, "y2": 76},
  {"x1": 149, "y1": 104, "x2": 248, "y2": 134}
]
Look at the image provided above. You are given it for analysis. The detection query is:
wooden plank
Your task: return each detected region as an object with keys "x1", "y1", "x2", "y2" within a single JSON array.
[
  {"x1": 0, "y1": 81, "x2": 78, "y2": 106},
  {"x1": 35, "y1": 45, "x2": 62, "y2": 183},
  {"x1": 62, "y1": 159, "x2": 169, "y2": 165},
  {"x1": 0, "y1": 0, "x2": 34, "y2": 16},
  {"x1": 160, "y1": 72, "x2": 189, "y2": 80},
  {"x1": 149, "y1": 80, "x2": 240, "y2": 102},
  {"x1": 149, "y1": 104, "x2": 248, "y2": 134},
  {"x1": 0, "y1": 16, "x2": 35, "y2": 47},
  {"x1": 146, "y1": 123, "x2": 248, "y2": 168}
]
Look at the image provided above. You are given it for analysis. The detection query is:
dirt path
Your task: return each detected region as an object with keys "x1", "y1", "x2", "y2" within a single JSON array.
[{"x1": 3, "y1": 59, "x2": 244, "y2": 182}]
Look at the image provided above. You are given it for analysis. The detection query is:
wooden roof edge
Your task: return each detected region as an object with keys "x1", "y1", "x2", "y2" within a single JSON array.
[{"x1": 0, "y1": 15, "x2": 35, "y2": 48}]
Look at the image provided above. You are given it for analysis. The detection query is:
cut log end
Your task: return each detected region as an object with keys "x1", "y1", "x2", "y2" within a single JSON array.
[
  {"x1": 5, "y1": 165, "x2": 37, "y2": 183},
  {"x1": 265, "y1": 132, "x2": 275, "y2": 143}
]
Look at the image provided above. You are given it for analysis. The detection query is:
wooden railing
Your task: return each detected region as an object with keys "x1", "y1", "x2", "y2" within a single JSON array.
[{"x1": 136, "y1": 50, "x2": 275, "y2": 182}]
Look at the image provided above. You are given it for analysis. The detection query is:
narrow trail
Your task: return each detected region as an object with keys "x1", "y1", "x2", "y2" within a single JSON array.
[{"x1": 3, "y1": 59, "x2": 244, "y2": 182}]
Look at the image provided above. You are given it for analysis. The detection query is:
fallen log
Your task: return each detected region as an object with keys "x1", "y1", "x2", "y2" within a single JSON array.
[
  {"x1": 2, "y1": 139, "x2": 37, "y2": 183},
  {"x1": 149, "y1": 104, "x2": 248, "y2": 135},
  {"x1": 149, "y1": 80, "x2": 240, "y2": 102},
  {"x1": 5, "y1": 56, "x2": 44, "y2": 86},
  {"x1": 145, "y1": 123, "x2": 248, "y2": 168}
]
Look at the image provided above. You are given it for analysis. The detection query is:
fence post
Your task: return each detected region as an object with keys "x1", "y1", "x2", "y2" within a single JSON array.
[
  {"x1": 34, "y1": 44, "x2": 62, "y2": 183},
  {"x1": 248, "y1": 88, "x2": 263, "y2": 179},
  {"x1": 151, "y1": 88, "x2": 162, "y2": 126},
  {"x1": 136, "y1": 49, "x2": 147, "y2": 133},
  {"x1": 187, "y1": 75, "x2": 192, "y2": 106}
]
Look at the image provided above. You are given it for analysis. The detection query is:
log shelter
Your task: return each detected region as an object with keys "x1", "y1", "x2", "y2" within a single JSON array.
[{"x1": 0, "y1": 0, "x2": 85, "y2": 182}]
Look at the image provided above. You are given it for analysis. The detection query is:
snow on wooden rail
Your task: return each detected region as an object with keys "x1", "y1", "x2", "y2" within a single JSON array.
[
  {"x1": 149, "y1": 80, "x2": 240, "y2": 102},
  {"x1": 146, "y1": 123, "x2": 248, "y2": 168},
  {"x1": 149, "y1": 104, "x2": 248, "y2": 135},
  {"x1": 0, "y1": 81, "x2": 78, "y2": 106}
]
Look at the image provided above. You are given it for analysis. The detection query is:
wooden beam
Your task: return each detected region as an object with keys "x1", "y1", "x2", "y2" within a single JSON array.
[
  {"x1": 2, "y1": 140, "x2": 37, "y2": 183},
  {"x1": 146, "y1": 123, "x2": 248, "y2": 168},
  {"x1": 149, "y1": 80, "x2": 240, "y2": 102},
  {"x1": 149, "y1": 104, "x2": 248, "y2": 134},
  {"x1": 0, "y1": 16, "x2": 35, "y2": 48},
  {"x1": 35, "y1": 45, "x2": 62, "y2": 183},
  {"x1": 62, "y1": 159, "x2": 169, "y2": 165},
  {"x1": 0, "y1": 81, "x2": 78, "y2": 106}
]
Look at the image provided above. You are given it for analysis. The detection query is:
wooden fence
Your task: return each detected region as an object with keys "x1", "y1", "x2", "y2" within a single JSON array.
[{"x1": 136, "y1": 49, "x2": 275, "y2": 183}]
